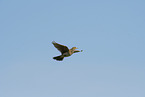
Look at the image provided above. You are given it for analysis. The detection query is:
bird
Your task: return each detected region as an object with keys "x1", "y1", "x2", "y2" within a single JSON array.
[{"x1": 52, "y1": 41, "x2": 83, "y2": 61}]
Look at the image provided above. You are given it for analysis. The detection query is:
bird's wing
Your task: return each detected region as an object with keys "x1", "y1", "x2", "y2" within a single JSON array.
[{"x1": 52, "y1": 41, "x2": 69, "y2": 54}]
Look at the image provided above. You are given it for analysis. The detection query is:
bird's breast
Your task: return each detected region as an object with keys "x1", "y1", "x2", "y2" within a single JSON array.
[{"x1": 63, "y1": 52, "x2": 71, "y2": 57}]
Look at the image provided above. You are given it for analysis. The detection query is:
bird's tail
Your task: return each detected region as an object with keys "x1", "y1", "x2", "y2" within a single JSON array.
[{"x1": 53, "y1": 55, "x2": 64, "y2": 61}]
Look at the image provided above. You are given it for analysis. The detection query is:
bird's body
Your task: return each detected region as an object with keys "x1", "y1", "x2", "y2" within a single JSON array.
[{"x1": 52, "y1": 41, "x2": 82, "y2": 61}]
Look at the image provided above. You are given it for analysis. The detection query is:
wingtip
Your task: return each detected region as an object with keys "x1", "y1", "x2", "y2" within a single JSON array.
[{"x1": 52, "y1": 41, "x2": 56, "y2": 43}]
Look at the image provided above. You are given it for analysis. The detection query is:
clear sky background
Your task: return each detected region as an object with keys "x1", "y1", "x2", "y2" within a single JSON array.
[{"x1": 0, "y1": 0, "x2": 145, "y2": 97}]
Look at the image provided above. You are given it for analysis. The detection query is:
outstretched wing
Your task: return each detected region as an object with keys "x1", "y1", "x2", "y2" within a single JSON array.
[{"x1": 52, "y1": 41, "x2": 69, "y2": 54}]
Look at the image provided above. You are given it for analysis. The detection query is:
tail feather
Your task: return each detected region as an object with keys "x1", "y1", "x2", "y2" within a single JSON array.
[{"x1": 53, "y1": 55, "x2": 64, "y2": 61}]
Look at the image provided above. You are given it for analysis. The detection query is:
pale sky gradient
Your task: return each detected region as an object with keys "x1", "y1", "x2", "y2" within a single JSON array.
[{"x1": 0, "y1": 0, "x2": 145, "y2": 97}]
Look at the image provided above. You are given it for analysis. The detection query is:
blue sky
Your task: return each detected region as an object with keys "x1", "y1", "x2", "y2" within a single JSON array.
[{"x1": 0, "y1": 0, "x2": 145, "y2": 97}]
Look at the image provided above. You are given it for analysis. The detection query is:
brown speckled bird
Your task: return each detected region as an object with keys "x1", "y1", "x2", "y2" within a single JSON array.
[{"x1": 52, "y1": 41, "x2": 83, "y2": 61}]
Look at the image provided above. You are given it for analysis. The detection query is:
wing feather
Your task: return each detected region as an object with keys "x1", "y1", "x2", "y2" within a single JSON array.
[{"x1": 52, "y1": 41, "x2": 69, "y2": 54}]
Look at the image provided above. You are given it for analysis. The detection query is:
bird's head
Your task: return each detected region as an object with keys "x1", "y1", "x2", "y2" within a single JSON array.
[{"x1": 71, "y1": 47, "x2": 78, "y2": 50}]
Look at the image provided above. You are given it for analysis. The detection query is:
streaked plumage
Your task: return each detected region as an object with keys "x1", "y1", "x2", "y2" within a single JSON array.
[{"x1": 52, "y1": 41, "x2": 82, "y2": 61}]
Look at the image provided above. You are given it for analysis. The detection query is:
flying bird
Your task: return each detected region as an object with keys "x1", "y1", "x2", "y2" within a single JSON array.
[{"x1": 52, "y1": 41, "x2": 83, "y2": 61}]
